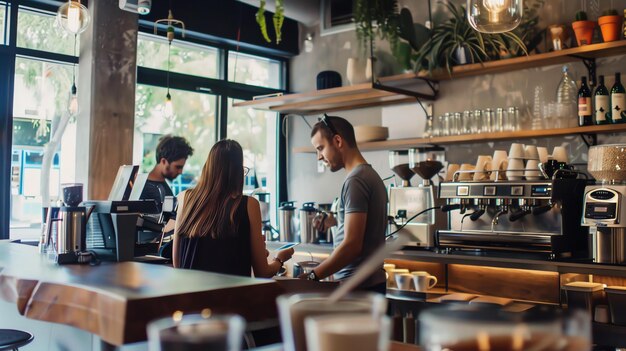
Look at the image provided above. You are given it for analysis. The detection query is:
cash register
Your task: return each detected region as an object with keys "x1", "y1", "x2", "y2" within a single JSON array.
[{"x1": 83, "y1": 165, "x2": 173, "y2": 262}]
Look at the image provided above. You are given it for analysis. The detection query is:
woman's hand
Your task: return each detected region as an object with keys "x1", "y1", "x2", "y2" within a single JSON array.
[
  {"x1": 312, "y1": 212, "x2": 337, "y2": 232},
  {"x1": 276, "y1": 247, "x2": 294, "y2": 263}
]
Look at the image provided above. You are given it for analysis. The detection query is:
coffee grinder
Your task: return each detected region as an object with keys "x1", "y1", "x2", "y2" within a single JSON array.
[
  {"x1": 388, "y1": 148, "x2": 445, "y2": 248},
  {"x1": 50, "y1": 183, "x2": 91, "y2": 264},
  {"x1": 255, "y1": 192, "x2": 278, "y2": 241},
  {"x1": 582, "y1": 144, "x2": 626, "y2": 264}
]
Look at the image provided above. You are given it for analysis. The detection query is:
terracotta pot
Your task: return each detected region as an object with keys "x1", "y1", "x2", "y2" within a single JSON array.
[
  {"x1": 572, "y1": 20, "x2": 596, "y2": 46},
  {"x1": 598, "y1": 15, "x2": 623, "y2": 42}
]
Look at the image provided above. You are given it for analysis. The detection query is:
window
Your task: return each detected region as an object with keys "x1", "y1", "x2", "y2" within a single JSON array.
[
  {"x1": 17, "y1": 7, "x2": 77, "y2": 56},
  {"x1": 134, "y1": 84, "x2": 217, "y2": 194},
  {"x1": 228, "y1": 52, "x2": 282, "y2": 89},
  {"x1": 137, "y1": 34, "x2": 219, "y2": 79},
  {"x1": 227, "y1": 98, "x2": 277, "y2": 194},
  {"x1": 8, "y1": 6, "x2": 79, "y2": 241},
  {"x1": 0, "y1": 3, "x2": 6, "y2": 45}
]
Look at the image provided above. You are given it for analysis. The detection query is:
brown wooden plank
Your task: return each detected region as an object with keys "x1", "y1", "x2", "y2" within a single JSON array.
[
  {"x1": 447, "y1": 264, "x2": 560, "y2": 304},
  {"x1": 0, "y1": 243, "x2": 284, "y2": 346}
]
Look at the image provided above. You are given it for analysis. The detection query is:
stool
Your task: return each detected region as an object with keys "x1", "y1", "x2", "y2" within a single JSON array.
[{"x1": 0, "y1": 329, "x2": 33, "y2": 351}]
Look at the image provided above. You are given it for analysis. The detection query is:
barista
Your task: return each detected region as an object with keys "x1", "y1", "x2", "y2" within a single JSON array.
[
  {"x1": 305, "y1": 115, "x2": 388, "y2": 293},
  {"x1": 140, "y1": 135, "x2": 194, "y2": 211}
]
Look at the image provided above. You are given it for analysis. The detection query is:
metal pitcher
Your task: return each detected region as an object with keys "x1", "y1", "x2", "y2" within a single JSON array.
[
  {"x1": 278, "y1": 201, "x2": 298, "y2": 242},
  {"x1": 299, "y1": 202, "x2": 318, "y2": 243}
]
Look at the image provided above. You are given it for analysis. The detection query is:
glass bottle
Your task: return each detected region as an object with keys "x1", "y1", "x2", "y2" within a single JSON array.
[
  {"x1": 611, "y1": 72, "x2": 626, "y2": 123},
  {"x1": 556, "y1": 65, "x2": 578, "y2": 123},
  {"x1": 594, "y1": 75, "x2": 611, "y2": 124},
  {"x1": 578, "y1": 76, "x2": 593, "y2": 126}
]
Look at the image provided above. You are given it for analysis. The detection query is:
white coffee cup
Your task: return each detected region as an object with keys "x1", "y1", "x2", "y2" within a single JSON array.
[
  {"x1": 524, "y1": 145, "x2": 539, "y2": 160},
  {"x1": 458, "y1": 164, "x2": 475, "y2": 181},
  {"x1": 446, "y1": 164, "x2": 460, "y2": 181},
  {"x1": 411, "y1": 271, "x2": 438, "y2": 292},
  {"x1": 473, "y1": 155, "x2": 492, "y2": 181},
  {"x1": 525, "y1": 159, "x2": 541, "y2": 180},
  {"x1": 395, "y1": 273, "x2": 414, "y2": 291},
  {"x1": 537, "y1": 147, "x2": 549, "y2": 164},
  {"x1": 387, "y1": 269, "x2": 409, "y2": 288},
  {"x1": 552, "y1": 146, "x2": 568, "y2": 163},
  {"x1": 506, "y1": 158, "x2": 525, "y2": 180},
  {"x1": 509, "y1": 143, "x2": 525, "y2": 159},
  {"x1": 491, "y1": 151, "x2": 508, "y2": 180},
  {"x1": 305, "y1": 314, "x2": 390, "y2": 351}
]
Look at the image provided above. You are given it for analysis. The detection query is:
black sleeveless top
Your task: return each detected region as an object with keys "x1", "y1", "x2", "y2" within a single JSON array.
[{"x1": 178, "y1": 196, "x2": 252, "y2": 276}]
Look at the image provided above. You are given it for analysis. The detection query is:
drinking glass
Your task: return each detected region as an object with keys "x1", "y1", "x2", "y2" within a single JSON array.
[
  {"x1": 473, "y1": 109, "x2": 483, "y2": 134},
  {"x1": 462, "y1": 110, "x2": 473, "y2": 134},
  {"x1": 495, "y1": 108, "x2": 505, "y2": 132},
  {"x1": 442, "y1": 113, "x2": 451, "y2": 136},
  {"x1": 277, "y1": 292, "x2": 387, "y2": 351},
  {"x1": 147, "y1": 313, "x2": 245, "y2": 351},
  {"x1": 483, "y1": 108, "x2": 494, "y2": 133},
  {"x1": 433, "y1": 115, "x2": 442, "y2": 137},
  {"x1": 454, "y1": 112, "x2": 462, "y2": 135},
  {"x1": 420, "y1": 305, "x2": 591, "y2": 351},
  {"x1": 305, "y1": 314, "x2": 391, "y2": 351}
]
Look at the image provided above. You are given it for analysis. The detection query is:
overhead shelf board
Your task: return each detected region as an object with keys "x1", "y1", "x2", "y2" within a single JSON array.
[{"x1": 292, "y1": 123, "x2": 626, "y2": 153}]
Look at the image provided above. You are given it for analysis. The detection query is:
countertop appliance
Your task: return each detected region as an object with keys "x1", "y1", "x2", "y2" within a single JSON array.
[
  {"x1": 279, "y1": 201, "x2": 298, "y2": 242},
  {"x1": 439, "y1": 177, "x2": 590, "y2": 258},
  {"x1": 299, "y1": 202, "x2": 317, "y2": 244},
  {"x1": 582, "y1": 144, "x2": 626, "y2": 264},
  {"x1": 388, "y1": 148, "x2": 446, "y2": 248}
]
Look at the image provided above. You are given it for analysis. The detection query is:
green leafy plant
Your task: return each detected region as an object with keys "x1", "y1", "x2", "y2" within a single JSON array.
[
  {"x1": 255, "y1": 0, "x2": 284, "y2": 44},
  {"x1": 393, "y1": 7, "x2": 431, "y2": 70},
  {"x1": 511, "y1": 0, "x2": 546, "y2": 55},
  {"x1": 354, "y1": 0, "x2": 400, "y2": 52},
  {"x1": 414, "y1": 1, "x2": 527, "y2": 75}
]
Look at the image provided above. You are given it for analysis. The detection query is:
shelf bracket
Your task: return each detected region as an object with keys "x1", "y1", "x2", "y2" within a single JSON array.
[
  {"x1": 372, "y1": 79, "x2": 439, "y2": 101},
  {"x1": 571, "y1": 55, "x2": 597, "y2": 87},
  {"x1": 580, "y1": 133, "x2": 597, "y2": 147}
]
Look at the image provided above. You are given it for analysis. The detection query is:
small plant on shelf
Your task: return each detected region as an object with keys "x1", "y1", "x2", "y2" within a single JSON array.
[
  {"x1": 598, "y1": 9, "x2": 622, "y2": 42},
  {"x1": 572, "y1": 11, "x2": 596, "y2": 46}
]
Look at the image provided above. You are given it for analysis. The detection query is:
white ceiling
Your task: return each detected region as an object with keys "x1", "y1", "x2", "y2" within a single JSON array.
[{"x1": 237, "y1": 0, "x2": 321, "y2": 27}]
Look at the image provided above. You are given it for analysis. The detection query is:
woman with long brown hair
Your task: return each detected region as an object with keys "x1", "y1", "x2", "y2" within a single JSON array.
[{"x1": 172, "y1": 139, "x2": 293, "y2": 277}]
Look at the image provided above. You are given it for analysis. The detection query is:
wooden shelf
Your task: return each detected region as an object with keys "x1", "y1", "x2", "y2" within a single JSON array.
[
  {"x1": 234, "y1": 40, "x2": 626, "y2": 115},
  {"x1": 292, "y1": 123, "x2": 626, "y2": 153},
  {"x1": 427, "y1": 40, "x2": 626, "y2": 80}
]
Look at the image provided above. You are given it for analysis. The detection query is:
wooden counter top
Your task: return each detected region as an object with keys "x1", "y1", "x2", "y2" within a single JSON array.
[{"x1": 0, "y1": 242, "x2": 283, "y2": 346}]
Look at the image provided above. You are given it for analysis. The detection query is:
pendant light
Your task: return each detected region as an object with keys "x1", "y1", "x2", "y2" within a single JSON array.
[
  {"x1": 467, "y1": 0, "x2": 523, "y2": 33},
  {"x1": 56, "y1": 0, "x2": 90, "y2": 35},
  {"x1": 67, "y1": 34, "x2": 79, "y2": 116},
  {"x1": 154, "y1": 6, "x2": 186, "y2": 120}
]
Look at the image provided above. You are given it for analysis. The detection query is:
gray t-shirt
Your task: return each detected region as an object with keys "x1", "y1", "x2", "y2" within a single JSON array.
[{"x1": 333, "y1": 164, "x2": 388, "y2": 288}]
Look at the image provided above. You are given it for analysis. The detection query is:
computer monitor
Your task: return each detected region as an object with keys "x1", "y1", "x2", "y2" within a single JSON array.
[{"x1": 108, "y1": 165, "x2": 139, "y2": 201}]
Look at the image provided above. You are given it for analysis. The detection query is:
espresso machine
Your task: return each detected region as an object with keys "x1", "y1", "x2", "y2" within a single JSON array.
[
  {"x1": 388, "y1": 148, "x2": 446, "y2": 248},
  {"x1": 582, "y1": 144, "x2": 626, "y2": 264},
  {"x1": 439, "y1": 176, "x2": 590, "y2": 258}
]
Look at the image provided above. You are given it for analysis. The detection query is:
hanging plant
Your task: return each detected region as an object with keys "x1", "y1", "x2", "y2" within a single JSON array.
[
  {"x1": 353, "y1": 0, "x2": 400, "y2": 52},
  {"x1": 256, "y1": 0, "x2": 284, "y2": 44}
]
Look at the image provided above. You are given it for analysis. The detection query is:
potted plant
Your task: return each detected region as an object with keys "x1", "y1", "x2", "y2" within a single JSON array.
[
  {"x1": 353, "y1": 0, "x2": 400, "y2": 50},
  {"x1": 414, "y1": 1, "x2": 526, "y2": 75},
  {"x1": 598, "y1": 9, "x2": 623, "y2": 42},
  {"x1": 572, "y1": 11, "x2": 596, "y2": 46}
]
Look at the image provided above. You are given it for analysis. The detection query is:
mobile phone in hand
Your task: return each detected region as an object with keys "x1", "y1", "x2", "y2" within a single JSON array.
[{"x1": 276, "y1": 242, "x2": 299, "y2": 251}]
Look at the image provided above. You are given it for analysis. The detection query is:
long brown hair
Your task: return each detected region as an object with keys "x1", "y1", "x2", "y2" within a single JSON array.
[{"x1": 177, "y1": 139, "x2": 245, "y2": 239}]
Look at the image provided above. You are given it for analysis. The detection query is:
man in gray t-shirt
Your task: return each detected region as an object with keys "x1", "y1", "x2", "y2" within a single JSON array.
[{"x1": 304, "y1": 114, "x2": 388, "y2": 292}]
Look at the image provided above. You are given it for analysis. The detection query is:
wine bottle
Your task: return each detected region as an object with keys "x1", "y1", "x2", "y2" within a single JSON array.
[
  {"x1": 611, "y1": 72, "x2": 626, "y2": 123},
  {"x1": 594, "y1": 75, "x2": 611, "y2": 124},
  {"x1": 578, "y1": 76, "x2": 593, "y2": 126}
]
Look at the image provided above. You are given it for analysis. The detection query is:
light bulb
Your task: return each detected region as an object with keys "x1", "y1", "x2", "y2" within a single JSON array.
[
  {"x1": 137, "y1": 0, "x2": 152, "y2": 15},
  {"x1": 483, "y1": 0, "x2": 508, "y2": 23},
  {"x1": 164, "y1": 93, "x2": 174, "y2": 119},
  {"x1": 68, "y1": 84, "x2": 79, "y2": 116},
  {"x1": 468, "y1": 0, "x2": 522, "y2": 33},
  {"x1": 57, "y1": 0, "x2": 90, "y2": 35}
]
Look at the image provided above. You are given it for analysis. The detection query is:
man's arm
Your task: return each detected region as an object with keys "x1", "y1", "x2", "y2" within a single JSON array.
[{"x1": 306, "y1": 212, "x2": 367, "y2": 279}]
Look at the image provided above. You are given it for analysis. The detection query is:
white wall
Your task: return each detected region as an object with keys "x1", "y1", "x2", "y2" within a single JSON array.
[{"x1": 286, "y1": 0, "x2": 626, "y2": 205}]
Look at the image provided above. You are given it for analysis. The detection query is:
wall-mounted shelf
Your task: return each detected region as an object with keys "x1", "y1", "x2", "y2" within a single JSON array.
[
  {"x1": 292, "y1": 123, "x2": 626, "y2": 153},
  {"x1": 234, "y1": 41, "x2": 626, "y2": 116}
]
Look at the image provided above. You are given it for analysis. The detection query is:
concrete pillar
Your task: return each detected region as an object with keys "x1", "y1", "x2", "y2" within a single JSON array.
[{"x1": 76, "y1": 0, "x2": 138, "y2": 200}]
